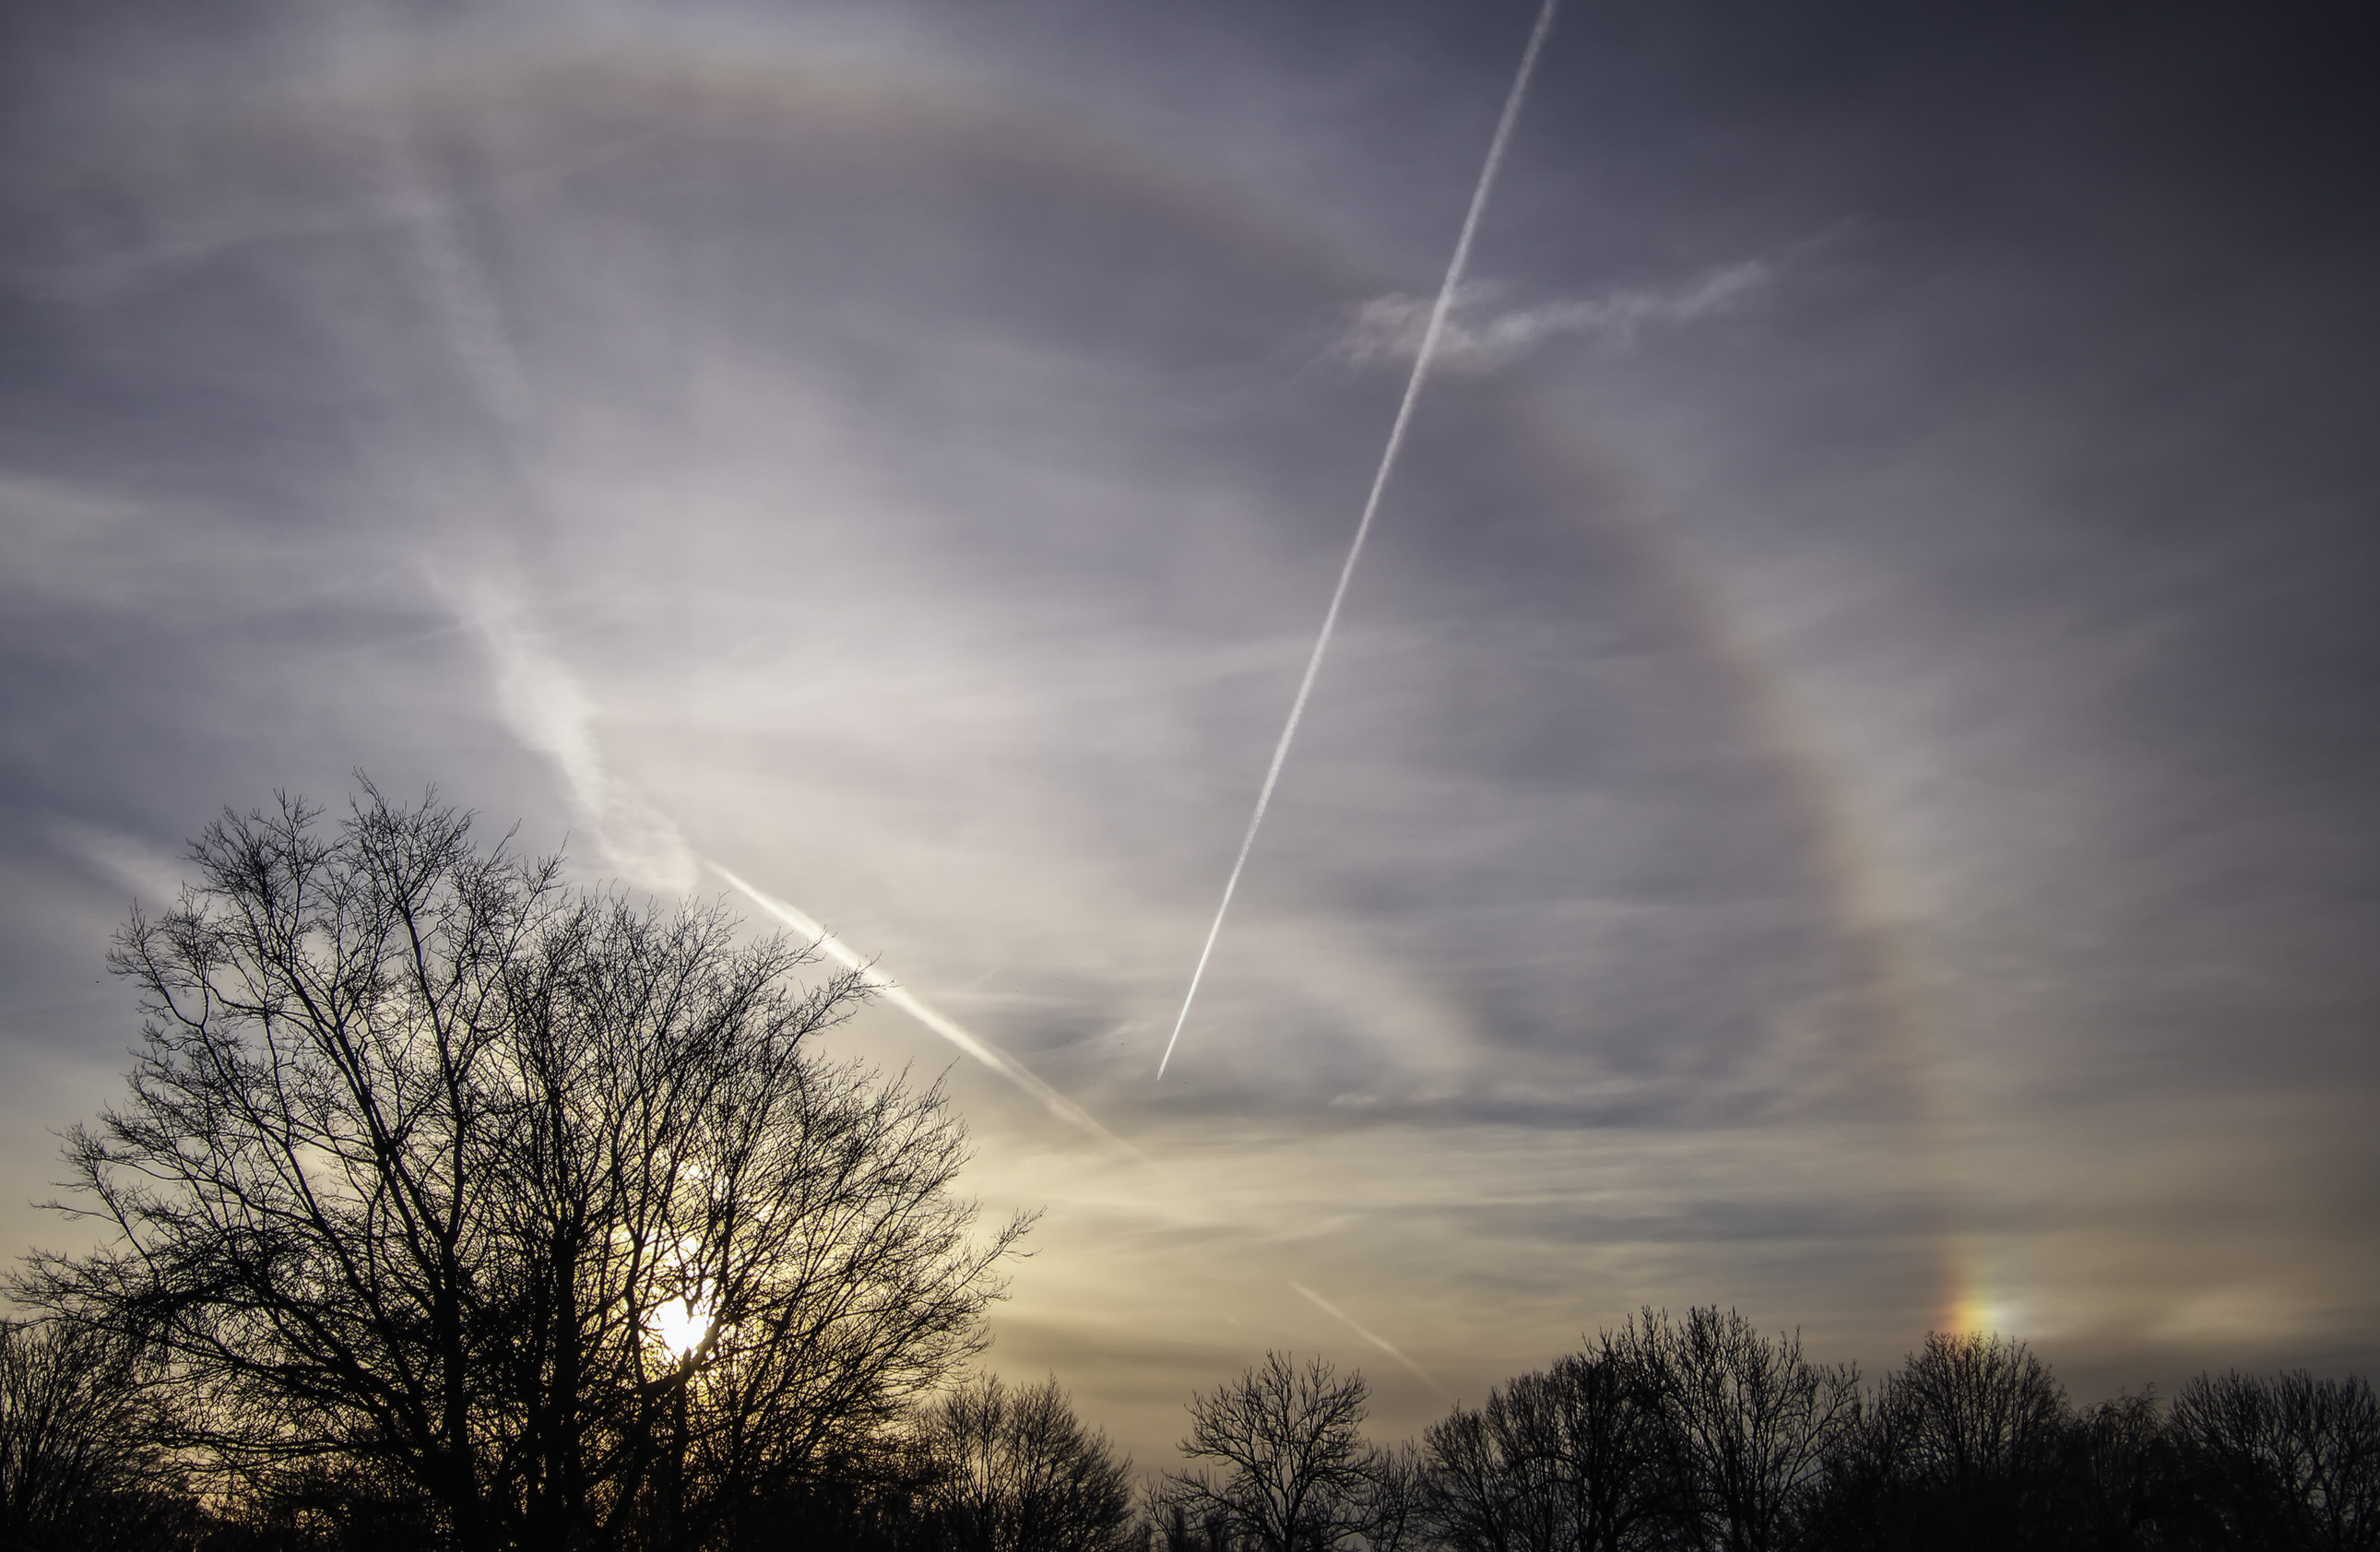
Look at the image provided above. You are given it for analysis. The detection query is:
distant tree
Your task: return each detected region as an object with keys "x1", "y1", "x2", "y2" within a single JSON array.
[
  {"x1": 2169, "y1": 1369, "x2": 2380, "y2": 1551},
  {"x1": 14, "y1": 783, "x2": 1027, "y2": 1551},
  {"x1": 1163, "y1": 1353, "x2": 1376, "y2": 1552},
  {"x1": 1860, "y1": 1332, "x2": 2072, "y2": 1551},
  {"x1": 1421, "y1": 1335, "x2": 1671, "y2": 1552},
  {"x1": 1359, "y1": 1442, "x2": 1428, "y2": 1552},
  {"x1": 2064, "y1": 1390, "x2": 2173, "y2": 1551},
  {"x1": 906, "y1": 1373, "x2": 1137, "y2": 1552},
  {"x1": 713, "y1": 1429, "x2": 934, "y2": 1552},
  {"x1": 205, "y1": 1453, "x2": 443, "y2": 1552},
  {"x1": 1151, "y1": 1495, "x2": 1239, "y2": 1552},
  {"x1": 0, "y1": 1318, "x2": 194, "y2": 1551},
  {"x1": 1628, "y1": 1308, "x2": 1859, "y2": 1552},
  {"x1": 1422, "y1": 1406, "x2": 1520, "y2": 1552}
]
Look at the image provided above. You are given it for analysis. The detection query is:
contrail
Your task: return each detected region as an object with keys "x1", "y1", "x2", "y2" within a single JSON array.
[
  {"x1": 1156, "y1": 0, "x2": 1562, "y2": 1080},
  {"x1": 708, "y1": 861, "x2": 1144, "y2": 1159},
  {"x1": 1291, "y1": 1281, "x2": 1450, "y2": 1397}
]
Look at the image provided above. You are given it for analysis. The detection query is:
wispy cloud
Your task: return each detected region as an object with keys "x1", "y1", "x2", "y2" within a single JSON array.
[
  {"x1": 1340, "y1": 261, "x2": 1770, "y2": 373},
  {"x1": 53, "y1": 821, "x2": 188, "y2": 906},
  {"x1": 444, "y1": 579, "x2": 1140, "y2": 1157},
  {"x1": 448, "y1": 582, "x2": 701, "y2": 894}
]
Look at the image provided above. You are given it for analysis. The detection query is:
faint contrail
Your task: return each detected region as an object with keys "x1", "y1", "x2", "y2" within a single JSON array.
[
  {"x1": 1156, "y1": 0, "x2": 1563, "y2": 1080},
  {"x1": 1291, "y1": 1281, "x2": 1450, "y2": 1397},
  {"x1": 708, "y1": 861, "x2": 1143, "y2": 1159}
]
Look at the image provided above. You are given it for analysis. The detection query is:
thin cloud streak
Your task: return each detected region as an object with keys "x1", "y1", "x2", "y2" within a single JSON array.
[
  {"x1": 1156, "y1": 0, "x2": 1564, "y2": 1080},
  {"x1": 452, "y1": 582, "x2": 700, "y2": 893},
  {"x1": 1291, "y1": 1280, "x2": 1450, "y2": 1398},
  {"x1": 707, "y1": 861, "x2": 1143, "y2": 1160},
  {"x1": 1342, "y1": 261, "x2": 1771, "y2": 373}
]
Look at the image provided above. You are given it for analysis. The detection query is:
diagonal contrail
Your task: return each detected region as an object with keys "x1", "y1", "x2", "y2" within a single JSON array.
[
  {"x1": 1291, "y1": 1280, "x2": 1450, "y2": 1397},
  {"x1": 1156, "y1": 0, "x2": 1563, "y2": 1080},
  {"x1": 708, "y1": 861, "x2": 1145, "y2": 1159}
]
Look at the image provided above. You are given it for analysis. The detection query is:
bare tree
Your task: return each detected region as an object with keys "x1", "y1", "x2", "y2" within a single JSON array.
[
  {"x1": 906, "y1": 1372, "x2": 1136, "y2": 1552},
  {"x1": 1422, "y1": 1336, "x2": 1671, "y2": 1552},
  {"x1": 14, "y1": 784, "x2": 1026, "y2": 1550},
  {"x1": 1151, "y1": 1494, "x2": 1239, "y2": 1552},
  {"x1": 2066, "y1": 1390, "x2": 2173, "y2": 1551},
  {"x1": 1359, "y1": 1442, "x2": 1428, "y2": 1552},
  {"x1": 1628, "y1": 1308, "x2": 1859, "y2": 1552},
  {"x1": 1164, "y1": 1353, "x2": 1375, "y2": 1552},
  {"x1": 1426, "y1": 1405, "x2": 1530, "y2": 1552},
  {"x1": 2171, "y1": 1369, "x2": 2380, "y2": 1551},
  {"x1": 0, "y1": 1318, "x2": 193, "y2": 1550},
  {"x1": 1865, "y1": 1331, "x2": 2071, "y2": 1549}
]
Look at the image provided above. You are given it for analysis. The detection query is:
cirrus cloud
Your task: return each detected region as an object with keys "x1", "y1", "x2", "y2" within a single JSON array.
[{"x1": 1341, "y1": 260, "x2": 1771, "y2": 373}]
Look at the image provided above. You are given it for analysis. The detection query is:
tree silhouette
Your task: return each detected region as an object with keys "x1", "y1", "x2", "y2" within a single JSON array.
[
  {"x1": 0, "y1": 1318, "x2": 194, "y2": 1550},
  {"x1": 1628, "y1": 1308, "x2": 1859, "y2": 1552},
  {"x1": 1164, "y1": 1353, "x2": 1377, "y2": 1552},
  {"x1": 1860, "y1": 1332, "x2": 2070, "y2": 1551},
  {"x1": 14, "y1": 783, "x2": 1025, "y2": 1551},
  {"x1": 906, "y1": 1372, "x2": 1136, "y2": 1552},
  {"x1": 2170, "y1": 1369, "x2": 2380, "y2": 1550},
  {"x1": 1422, "y1": 1336, "x2": 1671, "y2": 1552}
]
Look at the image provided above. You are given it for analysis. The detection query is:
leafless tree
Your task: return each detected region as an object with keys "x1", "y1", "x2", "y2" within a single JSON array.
[
  {"x1": 1425, "y1": 1406, "x2": 1524, "y2": 1552},
  {"x1": 2065, "y1": 1390, "x2": 2173, "y2": 1551},
  {"x1": 1163, "y1": 1353, "x2": 1376, "y2": 1552},
  {"x1": 1422, "y1": 1335, "x2": 1672, "y2": 1552},
  {"x1": 1358, "y1": 1443, "x2": 1428, "y2": 1552},
  {"x1": 2171, "y1": 1369, "x2": 2380, "y2": 1550},
  {"x1": 1859, "y1": 1332, "x2": 2070, "y2": 1550},
  {"x1": 13, "y1": 784, "x2": 1026, "y2": 1551},
  {"x1": 0, "y1": 1318, "x2": 193, "y2": 1550},
  {"x1": 906, "y1": 1372, "x2": 1136, "y2": 1552},
  {"x1": 1628, "y1": 1309, "x2": 1859, "y2": 1552},
  {"x1": 1151, "y1": 1494, "x2": 1240, "y2": 1552}
]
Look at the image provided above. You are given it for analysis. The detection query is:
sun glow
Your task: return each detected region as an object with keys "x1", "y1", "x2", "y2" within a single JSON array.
[
  {"x1": 653, "y1": 1297, "x2": 714, "y2": 1362},
  {"x1": 1946, "y1": 1291, "x2": 1996, "y2": 1336}
]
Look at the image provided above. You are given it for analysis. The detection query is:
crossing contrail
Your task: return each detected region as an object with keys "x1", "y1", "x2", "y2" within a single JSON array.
[
  {"x1": 1156, "y1": 0, "x2": 1563, "y2": 1080},
  {"x1": 708, "y1": 861, "x2": 1143, "y2": 1159}
]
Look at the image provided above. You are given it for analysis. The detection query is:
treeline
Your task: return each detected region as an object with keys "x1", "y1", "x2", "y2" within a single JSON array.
[
  {"x1": 7, "y1": 1309, "x2": 2377, "y2": 1551},
  {"x1": 1153, "y1": 1320, "x2": 2380, "y2": 1552}
]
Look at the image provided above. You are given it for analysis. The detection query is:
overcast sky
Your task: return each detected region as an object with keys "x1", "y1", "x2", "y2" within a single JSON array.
[{"x1": 3, "y1": 0, "x2": 2375, "y2": 1465}]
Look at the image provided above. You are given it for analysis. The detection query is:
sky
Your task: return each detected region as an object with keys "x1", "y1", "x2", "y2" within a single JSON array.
[{"x1": 2, "y1": 0, "x2": 2376, "y2": 1470}]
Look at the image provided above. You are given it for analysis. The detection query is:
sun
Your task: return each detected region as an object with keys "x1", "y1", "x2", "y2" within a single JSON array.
[{"x1": 653, "y1": 1297, "x2": 713, "y2": 1362}]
